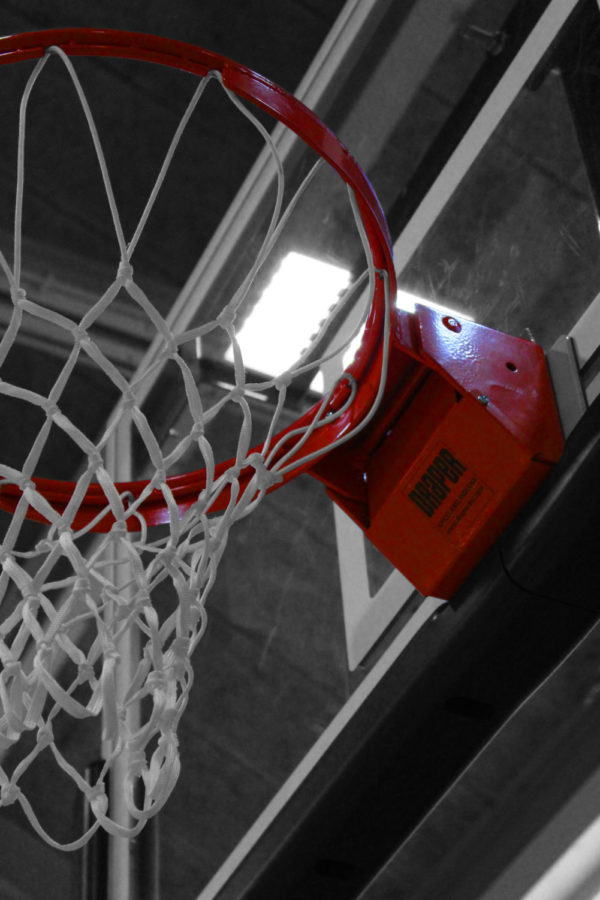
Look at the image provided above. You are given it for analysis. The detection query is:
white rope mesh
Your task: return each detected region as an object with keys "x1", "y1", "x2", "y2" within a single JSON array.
[{"x1": 0, "y1": 46, "x2": 391, "y2": 848}]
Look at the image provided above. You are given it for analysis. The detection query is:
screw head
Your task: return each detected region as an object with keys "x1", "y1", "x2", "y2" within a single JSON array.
[
  {"x1": 477, "y1": 394, "x2": 490, "y2": 406},
  {"x1": 442, "y1": 315, "x2": 462, "y2": 333}
]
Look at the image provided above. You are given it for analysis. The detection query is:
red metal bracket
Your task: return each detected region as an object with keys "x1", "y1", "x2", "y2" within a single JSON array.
[{"x1": 310, "y1": 305, "x2": 564, "y2": 600}]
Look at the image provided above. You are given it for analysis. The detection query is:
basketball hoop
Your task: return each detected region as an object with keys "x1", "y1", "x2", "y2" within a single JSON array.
[
  {"x1": 0, "y1": 28, "x2": 565, "y2": 853},
  {"x1": 0, "y1": 29, "x2": 395, "y2": 848}
]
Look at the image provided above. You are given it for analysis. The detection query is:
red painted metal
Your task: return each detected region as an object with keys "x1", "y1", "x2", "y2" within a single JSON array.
[
  {"x1": 311, "y1": 305, "x2": 564, "y2": 598},
  {"x1": 0, "y1": 30, "x2": 565, "y2": 598}
]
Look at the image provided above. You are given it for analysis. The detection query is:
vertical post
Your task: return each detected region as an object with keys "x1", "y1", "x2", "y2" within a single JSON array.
[
  {"x1": 103, "y1": 413, "x2": 146, "y2": 900},
  {"x1": 81, "y1": 762, "x2": 110, "y2": 900},
  {"x1": 132, "y1": 789, "x2": 161, "y2": 900}
]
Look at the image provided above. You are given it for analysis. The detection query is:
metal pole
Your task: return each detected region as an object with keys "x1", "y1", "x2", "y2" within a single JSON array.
[
  {"x1": 81, "y1": 762, "x2": 110, "y2": 900},
  {"x1": 102, "y1": 412, "x2": 160, "y2": 900}
]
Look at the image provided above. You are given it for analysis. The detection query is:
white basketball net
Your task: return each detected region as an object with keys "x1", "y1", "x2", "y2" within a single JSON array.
[{"x1": 0, "y1": 46, "x2": 390, "y2": 848}]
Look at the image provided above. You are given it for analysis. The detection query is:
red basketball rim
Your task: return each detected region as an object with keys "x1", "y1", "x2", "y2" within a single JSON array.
[{"x1": 0, "y1": 28, "x2": 397, "y2": 529}]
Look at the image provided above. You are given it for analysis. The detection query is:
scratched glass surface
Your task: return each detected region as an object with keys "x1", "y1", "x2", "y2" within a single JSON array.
[{"x1": 399, "y1": 71, "x2": 600, "y2": 349}]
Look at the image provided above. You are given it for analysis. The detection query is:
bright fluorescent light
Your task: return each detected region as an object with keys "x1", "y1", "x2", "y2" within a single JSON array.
[{"x1": 228, "y1": 251, "x2": 351, "y2": 376}]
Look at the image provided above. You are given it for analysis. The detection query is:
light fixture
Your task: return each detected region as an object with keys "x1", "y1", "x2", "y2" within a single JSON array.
[{"x1": 227, "y1": 251, "x2": 351, "y2": 376}]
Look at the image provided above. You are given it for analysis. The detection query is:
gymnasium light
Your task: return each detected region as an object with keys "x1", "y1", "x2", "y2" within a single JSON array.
[{"x1": 228, "y1": 251, "x2": 351, "y2": 376}]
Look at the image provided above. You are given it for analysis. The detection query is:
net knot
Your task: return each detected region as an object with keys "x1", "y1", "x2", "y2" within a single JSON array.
[
  {"x1": 71, "y1": 325, "x2": 89, "y2": 345},
  {"x1": 216, "y1": 308, "x2": 235, "y2": 331},
  {"x1": 224, "y1": 465, "x2": 241, "y2": 484},
  {"x1": 157, "y1": 545, "x2": 176, "y2": 566},
  {"x1": 74, "y1": 575, "x2": 91, "y2": 593},
  {"x1": 44, "y1": 402, "x2": 60, "y2": 420},
  {"x1": 161, "y1": 335, "x2": 178, "y2": 359},
  {"x1": 117, "y1": 261, "x2": 134, "y2": 282},
  {"x1": 23, "y1": 592, "x2": 41, "y2": 613},
  {"x1": 158, "y1": 731, "x2": 179, "y2": 752},
  {"x1": 170, "y1": 636, "x2": 191, "y2": 659},
  {"x1": 86, "y1": 784, "x2": 108, "y2": 815},
  {"x1": 10, "y1": 286, "x2": 26, "y2": 306},
  {"x1": 78, "y1": 662, "x2": 95, "y2": 684},
  {"x1": 168, "y1": 644, "x2": 191, "y2": 682},
  {"x1": 274, "y1": 372, "x2": 293, "y2": 391},
  {"x1": 122, "y1": 391, "x2": 137, "y2": 411},
  {"x1": 161, "y1": 707, "x2": 178, "y2": 730},
  {"x1": 247, "y1": 453, "x2": 283, "y2": 490},
  {"x1": 0, "y1": 782, "x2": 21, "y2": 806},
  {"x1": 87, "y1": 450, "x2": 103, "y2": 470},
  {"x1": 36, "y1": 723, "x2": 54, "y2": 748},
  {"x1": 229, "y1": 385, "x2": 245, "y2": 403},
  {"x1": 127, "y1": 749, "x2": 146, "y2": 776},
  {"x1": 34, "y1": 539, "x2": 54, "y2": 554},
  {"x1": 146, "y1": 670, "x2": 167, "y2": 693},
  {"x1": 36, "y1": 641, "x2": 52, "y2": 662},
  {"x1": 105, "y1": 646, "x2": 120, "y2": 663},
  {"x1": 3, "y1": 659, "x2": 21, "y2": 678}
]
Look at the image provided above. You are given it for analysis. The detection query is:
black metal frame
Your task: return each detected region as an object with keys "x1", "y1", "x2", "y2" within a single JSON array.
[{"x1": 386, "y1": 0, "x2": 569, "y2": 240}]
